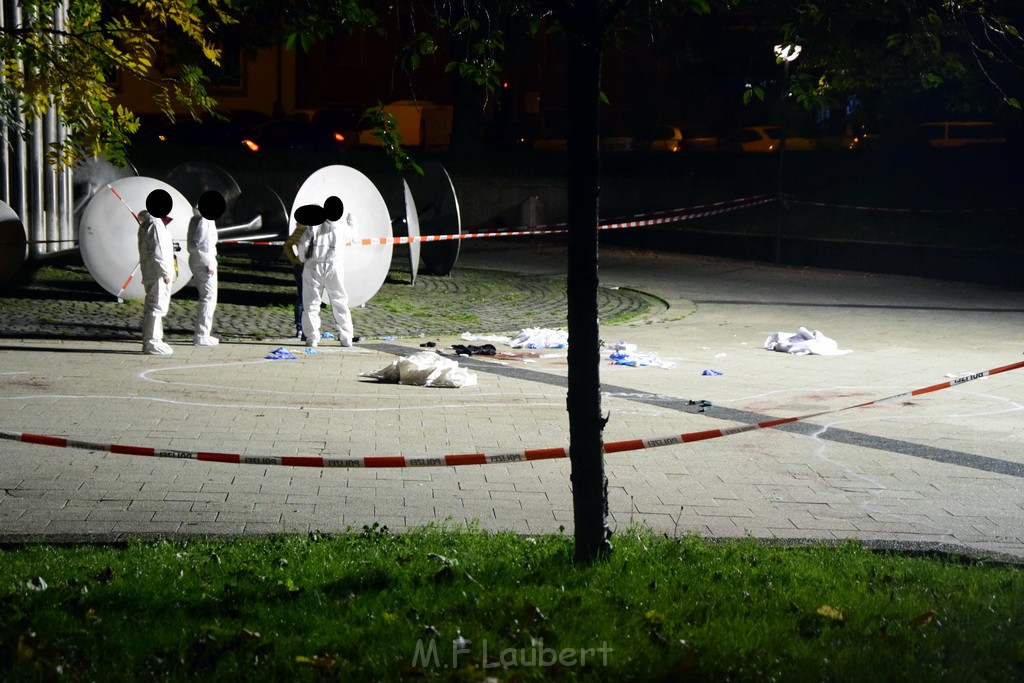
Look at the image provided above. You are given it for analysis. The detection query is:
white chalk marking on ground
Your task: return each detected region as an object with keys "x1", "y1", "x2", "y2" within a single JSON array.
[
  {"x1": 804, "y1": 392, "x2": 1024, "y2": 524},
  {"x1": 136, "y1": 360, "x2": 558, "y2": 400}
]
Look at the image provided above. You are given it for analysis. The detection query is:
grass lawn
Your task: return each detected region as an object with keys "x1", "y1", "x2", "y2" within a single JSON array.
[{"x1": 2, "y1": 526, "x2": 1022, "y2": 681}]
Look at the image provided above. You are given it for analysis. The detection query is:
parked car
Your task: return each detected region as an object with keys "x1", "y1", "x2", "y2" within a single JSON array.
[
  {"x1": 847, "y1": 124, "x2": 885, "y2": 151},
  {"x1": 289, "y1": 108, "x2": 364, "y2": 150},
  {"x1": 908, "y1": 121, "x2": 1007, "y2": 148},
  {"x1": 137, "y1": 109, "x2": 269, "y2": 148},
  {"x1": 815, "y1": 124, "x2": 886, "y2": 151},
  {"x1": 680, "y1": 125, "x2": 719, "y2": 151},
  {"x1": 530, "y1": 137, "x2": 568, "y2": 151},
  {"x1": 599, "y1": 128, "x2": 635, "y2": 152},
  {"x1": 635, "y1": 125, "x2": 682, "y2": 152},
  {"x1": 720, "y1": 125, "x2": 815, "y2": 153},
  {"x1": 630, "y1": 125, "x2": 718, "y2": 153},
  {"x1": 240, "y1": 118, "x2": 349, "y2": 154}
]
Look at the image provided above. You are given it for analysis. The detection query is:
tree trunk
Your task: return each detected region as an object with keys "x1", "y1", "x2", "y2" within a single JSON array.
[{"x1": 561, "y1": 5, "x2": 610, "y2": 564}]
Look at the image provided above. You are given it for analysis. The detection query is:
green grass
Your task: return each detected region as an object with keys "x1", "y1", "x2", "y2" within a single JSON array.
[
  {"x1": 26, "y1": 264, "x2": 94, "y2": 285},
  {"x1": 2, "y1": 525, "x2": 1021, "y2": 681}
]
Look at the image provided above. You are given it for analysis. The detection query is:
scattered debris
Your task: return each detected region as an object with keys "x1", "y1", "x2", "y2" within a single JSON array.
[
  {"x1": 265, "y1": 347, "x2": 298, "y2": 360},
  {"x1": 451, "y1": 344, "x2": 497, "y2": 356},
  {"x1": 688, "y1": 399, "x2": 713, "y2": 413},
  {"x1": 764, "y1": 327, "x2": 851, "y2": 356},
  {"x1": 603, "y1": 339, "x2": 676, "y2": 368},
  {"x1": 460, "y1": 328, "x2": 568, "y2": 349}
]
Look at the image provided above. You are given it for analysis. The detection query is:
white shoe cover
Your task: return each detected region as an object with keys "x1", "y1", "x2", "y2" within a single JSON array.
[{"x1": 144, "y1": 341, "x2": 174, "y2": 356}]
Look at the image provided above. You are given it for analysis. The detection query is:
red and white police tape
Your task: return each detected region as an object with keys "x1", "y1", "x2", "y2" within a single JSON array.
[
  {"x1": 3, "y1": 358, "x2": 1021, "y2": 468},
  {"x1": 219, "y1": 195, "x2": 773, "y2": 247}
]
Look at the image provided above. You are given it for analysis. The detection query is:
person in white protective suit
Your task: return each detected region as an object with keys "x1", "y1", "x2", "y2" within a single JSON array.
[
  {"x1": 295, "y1": 195, "x2": 356, "y2": 348},
  {"x1": 187, "y1": 190, "x2": 226, "y2": 346},
  {"x1": 283, "y1": 210, "x2": 313, "y2": 341},
  {"x1": 138, "y1": 189, "x2": 177, "y2": 356}
]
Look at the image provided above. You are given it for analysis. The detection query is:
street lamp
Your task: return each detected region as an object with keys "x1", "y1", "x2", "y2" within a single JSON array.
[{"x1": 773, "y1": 43, "x2": 801, "y2": 264}]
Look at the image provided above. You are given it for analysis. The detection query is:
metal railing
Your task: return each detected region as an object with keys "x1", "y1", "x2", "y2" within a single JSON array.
[{"x1": 1, "y1": 0, "x2": 75, "y2": 260}]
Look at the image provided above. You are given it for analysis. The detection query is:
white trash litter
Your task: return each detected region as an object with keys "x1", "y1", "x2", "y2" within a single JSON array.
[
  {"x1": 764, "y1": 327, "x2": 851, "y2": 356},
  {"x1": 461, "y1": 328, "x2": 568, "y2": 349}
]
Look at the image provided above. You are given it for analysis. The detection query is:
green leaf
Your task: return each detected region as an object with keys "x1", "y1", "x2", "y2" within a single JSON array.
[
  {"x1": 815, "y1": 605, "x2": 845, "y2": 622},
  {"x1": 909, "y1": 611, "x2": 937, "y2": 629}
]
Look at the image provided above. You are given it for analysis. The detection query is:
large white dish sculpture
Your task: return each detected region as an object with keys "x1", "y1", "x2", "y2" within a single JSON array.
[
  {"x1": 288, "y1": 165, "x2": 393, "y2": 308},
  {"x1": 163, "y1": 161, "x2": 242, "y2": 224},
  {"x1": 79, "y1": 176, "x2": 194, "y2": 300},
  {"x1": 407, "y1": 161, "x2": 461, "y2": 276},
  {"x1": 232, "y1": 184, "x2": 289, "y2": 240},
  {"x1": 400, "y1": 179, "x2": 421, "y2": 284}
]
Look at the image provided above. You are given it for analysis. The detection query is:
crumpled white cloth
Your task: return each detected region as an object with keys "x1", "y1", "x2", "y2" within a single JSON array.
[
  {"x1": 603, "y1": 340, "x2": 676, "y2": 368},
  {"x1": 361, "y1": 351, "x2": 478, "y2": 388},
  {"x1": 461, "y1": 328, "x2": 568, "y2": 349},
  {"x1": 764, "y1": 327, "x2": 851, "y2": 356}
]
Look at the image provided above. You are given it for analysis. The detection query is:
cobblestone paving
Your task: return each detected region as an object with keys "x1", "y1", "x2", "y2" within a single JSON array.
[{"x1": 1, "y1": 253, "x2": 665, "y2": 342}]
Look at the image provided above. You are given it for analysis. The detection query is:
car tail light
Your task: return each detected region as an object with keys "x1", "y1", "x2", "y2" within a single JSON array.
[
  {"x1": 242, "y1": 139, "x2": 259, "y2": 152},
  {"x1": 333, "y1": 132, "x2": 345, "y2": 143}
]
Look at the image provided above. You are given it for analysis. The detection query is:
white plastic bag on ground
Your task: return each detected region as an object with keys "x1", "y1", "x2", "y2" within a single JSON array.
[
  {"x1": 461, "y1": 328, "x2": 568, "y2": 349},
  {"x1": 603, "y1": 340, "x2": 676, "y2": 368},
  {"x1": 459, "y1": 331, "x2": 512, "y2": 345},
  {"x1": 764, "y1": 327, "x2": 851, "y2": 356},
  {"x1": 361, "y1": 351, "x2": 478, "y2": 388},
  {"x1": 509, "y1": 328, "x2": 568, "y2": 348}
]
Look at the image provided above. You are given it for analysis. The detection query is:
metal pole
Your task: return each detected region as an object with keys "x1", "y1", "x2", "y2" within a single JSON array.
[{"x1": 1, "y1": 0, "x2": 75, "y2": 260}]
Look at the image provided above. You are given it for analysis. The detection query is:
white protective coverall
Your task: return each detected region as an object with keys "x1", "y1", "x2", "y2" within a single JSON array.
[
  {"x1": 187, "y1": 208, "x2": 218, "y2": 345},
  {"x1": 138, "y1": 211, "x2": 175, "y2": 355},
  {"x1": 296, "y1": 214, "x2": 355, "y2": 347}
]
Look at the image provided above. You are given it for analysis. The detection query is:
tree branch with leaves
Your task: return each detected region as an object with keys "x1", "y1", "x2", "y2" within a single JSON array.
[
  {"x1": 1, "y1": 0, "x2": 235, "y2": 168},
  {"x1": 744, "y1": 0, "x2": 1023, "y2": 121}
]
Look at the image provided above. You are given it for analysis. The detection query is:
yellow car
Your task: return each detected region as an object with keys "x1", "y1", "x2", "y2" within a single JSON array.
[
  {"x1": 720, "y1": 125, "x2": 815, "y2": 153},
  {"x1": 639, "y1": 125, "x2": 719, "y2": 153}
]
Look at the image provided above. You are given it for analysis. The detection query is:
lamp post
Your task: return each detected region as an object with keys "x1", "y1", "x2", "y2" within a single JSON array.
[{"x1": 773, "y1": 43, "x2": 801, "y2": 264}]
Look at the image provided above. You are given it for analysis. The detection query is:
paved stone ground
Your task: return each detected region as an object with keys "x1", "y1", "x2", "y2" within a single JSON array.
[{"x1": 2, "y1": 239, "x2": 1023, "y2": 562}]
